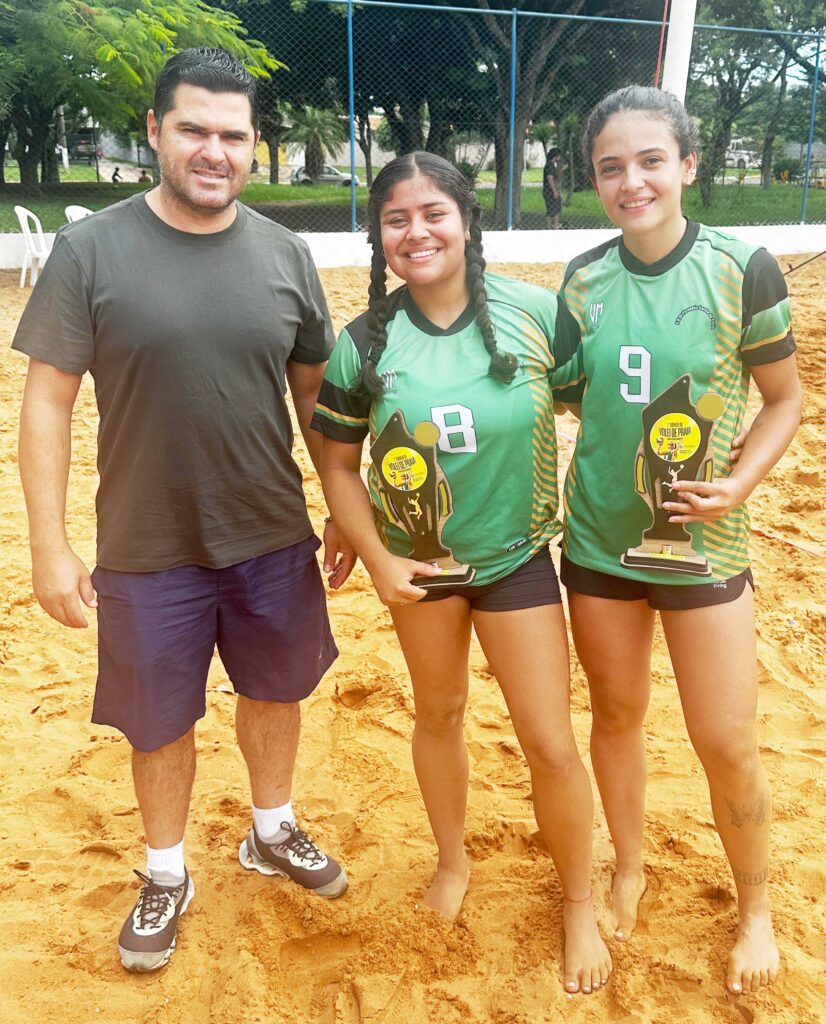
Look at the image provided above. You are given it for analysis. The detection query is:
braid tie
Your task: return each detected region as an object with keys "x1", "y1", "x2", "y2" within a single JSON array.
[
  {"x1": 355, "y1": 245, "x2": 390, "y2": 398},
  {"x1": 467, "y1": 208, "x2": 518, "y2": 384}
]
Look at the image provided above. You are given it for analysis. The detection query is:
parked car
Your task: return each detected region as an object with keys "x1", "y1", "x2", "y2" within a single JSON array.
[
  {"x1": 290, "y1": 164, "x2": 360, "y2": 186},
  {"x1": 67, "y1": 129, "x2": 102, "y2": 164}
]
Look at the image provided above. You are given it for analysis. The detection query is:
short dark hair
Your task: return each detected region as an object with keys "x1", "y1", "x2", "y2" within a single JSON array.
[
  {"x1": 353, "y1": 152, "x2": 518, "y2": 398},
  {"x1": 153, "y1": 47, "x2": 259, "y2": 131},
  {"x1": 582, "y1": 86, "x2": 699, "y2": 173}
]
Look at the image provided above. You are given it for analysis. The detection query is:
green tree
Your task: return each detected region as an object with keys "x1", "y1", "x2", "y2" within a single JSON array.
[
  {"x1": 688, "y1": 0, "x2": 826, "y2": 205},
  {"x1": 439, "y1": 0, "x2": 664, "y2": 227},
  {"x1": 530, "y1": 121, "x2": 555, "y2": 158},
  {"x1": 0, "y1": 0, "x2": 278, "y2": 191},
  {"x1": 215, "y1": 0, "x2": 347, "y2": 183},
  {"x1": 283, "y1": 103, "x2": 346, "y2": 180}
]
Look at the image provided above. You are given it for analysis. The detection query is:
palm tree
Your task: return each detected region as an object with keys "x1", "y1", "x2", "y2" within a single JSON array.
[
  {"x1": 531, "y1": 121, "x2": 555, "y2": 158},
  {"x1": 283, "y1": 104, "x2": 346, "y2": 181}
]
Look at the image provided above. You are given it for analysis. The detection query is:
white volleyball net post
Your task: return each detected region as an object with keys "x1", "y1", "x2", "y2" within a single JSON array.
[{"x1": 660, "y1": 0, "x2": 699, "y2": 102}]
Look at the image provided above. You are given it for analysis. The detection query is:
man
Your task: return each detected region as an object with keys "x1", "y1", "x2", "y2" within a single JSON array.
[
  {"x1": 14, "y1": 48, "x2": 355, "y2": 973},
  {"x1": 543, "y1": 147, "x2": 563, "y2": 229}
]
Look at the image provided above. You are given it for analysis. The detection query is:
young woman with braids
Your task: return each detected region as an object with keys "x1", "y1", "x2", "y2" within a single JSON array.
[{"x1": 312, "y1": 152, "x2": 612, "y2": 995}]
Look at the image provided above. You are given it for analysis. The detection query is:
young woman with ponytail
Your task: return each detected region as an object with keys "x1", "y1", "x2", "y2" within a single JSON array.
[
  {"x1": 552, "y1": 87, "x2": 800, "y2": 994},
  {"x1": 312, "y1": 153, "x2": 611, "y2": 995}
]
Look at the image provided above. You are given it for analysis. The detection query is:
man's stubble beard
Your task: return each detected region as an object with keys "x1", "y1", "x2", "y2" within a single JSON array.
[{"x1": 157, "y1": 152, "x2": 249, "y2": 216}]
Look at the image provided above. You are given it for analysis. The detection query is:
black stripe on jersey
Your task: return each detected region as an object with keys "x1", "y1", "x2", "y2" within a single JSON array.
[
  {"x1": 311, "y1": 376, "x2": 370, "y2": 443},
  {"x1": 562, "y1": 235, "x2": 621, "y2": 288},
  {"x1": 742, "y1": 248, "x2": 790, "y2": 325},
  {"x1": 553, "y1": 293, "x2": 581, "y2": 366},
  {"x1": 618, "y1": 220, "x2": 700, "y2": 276},
  {"x1": 741, "y1": 332, "x2": 796, "y2": 366}
]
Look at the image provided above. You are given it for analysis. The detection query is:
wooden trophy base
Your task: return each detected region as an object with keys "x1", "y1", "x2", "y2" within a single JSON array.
[
  {"x1": 412, "y1": 559, "x2": 476, "y2": 589},
  {"x1": 621, "y1": 540, "x2": 711, "y2": 576}
]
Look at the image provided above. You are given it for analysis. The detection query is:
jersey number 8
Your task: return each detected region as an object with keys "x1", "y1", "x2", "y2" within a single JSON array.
[{"x1": 430, "y1": 404, "x2": 478, "y2": 453}]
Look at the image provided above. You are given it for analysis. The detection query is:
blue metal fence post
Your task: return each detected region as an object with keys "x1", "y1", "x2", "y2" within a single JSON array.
[
  {"x1": 801, "y1": 34, "x2": 822, "y2": 226},
  {"x1": 347, "y1": 0, "x2": 358, "y2": 232},
  {"x1": 506, "y1": 9, "x2": 518, "y2": 230}
]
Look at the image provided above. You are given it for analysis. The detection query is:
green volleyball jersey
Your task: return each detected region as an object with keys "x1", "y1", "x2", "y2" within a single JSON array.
[
  {"x1": 552, "y1": 222, "x2": 795, "y2": 584},
  {"x1": 312, "y1": 272, "x2": 576, "y2": 585}
]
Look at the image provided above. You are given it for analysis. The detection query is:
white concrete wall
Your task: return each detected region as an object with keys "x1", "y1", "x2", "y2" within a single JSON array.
[{"x1": 4, "y1": 224, "x2": 825, "y2": 273}]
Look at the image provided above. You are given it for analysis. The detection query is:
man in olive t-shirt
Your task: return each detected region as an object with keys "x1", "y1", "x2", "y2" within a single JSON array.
[{"x1": 14, "y1": 48, "x2": 355, "y2": 973}]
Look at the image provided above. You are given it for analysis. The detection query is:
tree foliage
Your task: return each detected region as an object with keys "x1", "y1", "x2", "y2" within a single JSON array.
[
  {"x1": 0, "y1": 0, "x2": 279, "y2": 189},
  {"x1": 282, "y1": 103, "x2": 346, "y2": 179},
  {"x1": 689, "y1": 0, "x2": 825, "y2": 205}
]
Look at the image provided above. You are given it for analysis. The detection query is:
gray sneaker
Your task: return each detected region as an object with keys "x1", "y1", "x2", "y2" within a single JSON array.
[
  {"x1": 118, "y1": 869, "x2": 194, "y2": 972},
  {"x1": 239, "y1": 822, "x2": 348, "y2": 898}
]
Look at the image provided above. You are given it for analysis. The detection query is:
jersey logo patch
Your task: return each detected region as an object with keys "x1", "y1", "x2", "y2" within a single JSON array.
[
  {"x1": 674, "y1": 304, "x2": 717, "y2": 330},
  {"x1": 379, "y1": 368, "x2": 398, "y2": 393},
  {"x1": 588, "y1": 302, "x2": 604, "y2": 327}
]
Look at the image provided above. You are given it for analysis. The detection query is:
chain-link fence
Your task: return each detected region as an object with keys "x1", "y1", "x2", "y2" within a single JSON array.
[{"x1": 2, "y1": 0, "x2": 823, "y2": 233}]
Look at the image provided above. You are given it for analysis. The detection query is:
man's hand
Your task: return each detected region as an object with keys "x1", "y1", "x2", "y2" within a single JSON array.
[
  {"x1": 31, "y1": 546, "x2": 97, "y2": 628},
  {"x1": 365, "y1": 552, "x2": 443, "y2": 607},
  {"x1": 321, "y1": 519, "x2": 357, "y2": 590}
]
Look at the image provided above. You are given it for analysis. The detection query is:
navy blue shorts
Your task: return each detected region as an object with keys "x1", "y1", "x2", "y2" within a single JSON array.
[
  {"x1": 420, "y1": 547, "x2": 562, "y2": 611},
  {"x1": 91, "y1": 536, "x2": 338, "y2": 752}
]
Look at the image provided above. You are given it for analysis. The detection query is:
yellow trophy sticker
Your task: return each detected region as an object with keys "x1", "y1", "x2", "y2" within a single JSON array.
[
  {"x1": 650, "y1": 413, "x2": 701, "y2": 462},
  {"x1": 381, "y1": 447, "x2": 428, "y2": 491}
]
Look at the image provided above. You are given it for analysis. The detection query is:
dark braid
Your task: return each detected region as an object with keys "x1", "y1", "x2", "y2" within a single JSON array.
[
  {"x1": 349, "y1": 151, "x2": 518, "y2": 397},
  {"x1": 353, "y1": 243, "x2": 390, "y2": 397},
  {"x1": 467, "y1": 205, "x2": 518, "y2": 384}
]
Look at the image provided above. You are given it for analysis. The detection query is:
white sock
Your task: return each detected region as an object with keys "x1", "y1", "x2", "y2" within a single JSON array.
[
  {"x1": 146, "y1": 839, "x2": 185, "y2": 884},
  {"x1": 253, "y1": 801, "x2": 295, "y2": 843}
]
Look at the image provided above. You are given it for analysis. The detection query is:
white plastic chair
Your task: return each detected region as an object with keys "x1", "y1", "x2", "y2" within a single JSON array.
[
  {"x1": 14, "y1": 205, "x2": 50, "y2": 287},
  {"x1": 65, "y1": 205, "x2": 93, "y2": 223}
]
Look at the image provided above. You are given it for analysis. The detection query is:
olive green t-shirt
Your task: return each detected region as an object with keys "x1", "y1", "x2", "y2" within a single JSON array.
[{"x1": 13, "y1": 194, "x2": 334, "y2": 571}]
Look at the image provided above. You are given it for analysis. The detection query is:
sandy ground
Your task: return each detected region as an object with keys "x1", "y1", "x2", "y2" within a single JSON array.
[{"x1": 0, "y1": 257, "x2": 823, "y2": 1024}]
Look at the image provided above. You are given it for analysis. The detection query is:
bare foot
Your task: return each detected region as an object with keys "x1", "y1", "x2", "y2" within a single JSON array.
[
  {"x1": 611, "y1": 867, "x2": 647, "y2": 942},
  {"x1": 726, "y1": 907, "x2": 780, "y2": 994},
  {"x1": 562, "y1": 895, "x2": 612, "y2": 995},
  {"x1": 423, "y1": 860, "x2": 469, "y2": 920}
]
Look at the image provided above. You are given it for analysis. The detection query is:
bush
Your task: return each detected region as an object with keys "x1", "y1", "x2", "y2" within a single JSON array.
[
  {"x1": 773, "y1": 157, "x2": 803, "y2": 182},
  {"x1": 456, "y1": 159, "x2": 476, "y2": 183}
]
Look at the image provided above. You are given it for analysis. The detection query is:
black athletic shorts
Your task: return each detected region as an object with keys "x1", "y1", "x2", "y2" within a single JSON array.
[
  {"x1": 420, "y1": 547, "x2": 562, "y2": 612},
  {"x1": 560, "y1": 553, "x2": 754, "y2": 611}
]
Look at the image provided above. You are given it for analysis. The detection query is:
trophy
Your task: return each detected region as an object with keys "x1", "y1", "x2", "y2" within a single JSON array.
[
  {"x1": 370, "y1": 411, "x2": 475, "y2": 587},
  {"x1": 621, "y1": 375, "x2": 725, "y2": 576}
]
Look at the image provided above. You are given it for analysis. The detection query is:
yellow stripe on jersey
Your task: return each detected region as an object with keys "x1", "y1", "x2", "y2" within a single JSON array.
[
  {"x1": 741, "y1": 327, "x2": 791, "y2": 352},
  {"x1": 527, "y1": 379, "x2": 560, "y2": 539},
  {"x1": 702, "y1": 260, "x2": 752, "y2": 579},
  {"x1": 314, "y1": 402, "x2": 369, "y2": 428}
]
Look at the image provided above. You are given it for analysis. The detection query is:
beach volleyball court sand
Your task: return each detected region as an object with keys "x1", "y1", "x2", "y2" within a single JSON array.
[{"x1": 0, "y1": 259, "x2": 823, "y2": 1024}]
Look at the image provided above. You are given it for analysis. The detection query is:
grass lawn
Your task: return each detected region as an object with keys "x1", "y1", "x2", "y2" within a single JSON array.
[
  {"x1": 2, "y1": 163, "x2": 106, "y2": 184},
  {"x1": 2, "y1": 177, "x2": 824, "y2": 232}
]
